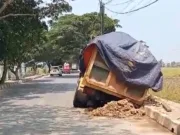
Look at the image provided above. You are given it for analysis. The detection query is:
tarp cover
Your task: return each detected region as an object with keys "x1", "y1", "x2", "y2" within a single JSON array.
[{"x1": 79, "y1": 32, "x2": 163, "y2": 91}]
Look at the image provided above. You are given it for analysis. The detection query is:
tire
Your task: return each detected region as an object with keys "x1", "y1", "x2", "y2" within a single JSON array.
[
  {"x1": 73, "y1": 88, "x2": 88, "y2": 108},
  {"x1": 50, "y1": 74, "x2": 53, "y2": 76},
  {"x1": 59, "y1": 74, "x2": 62, "y2": 76}
]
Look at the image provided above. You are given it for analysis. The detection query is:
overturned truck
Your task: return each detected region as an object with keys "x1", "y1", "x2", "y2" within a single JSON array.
[{"x1": 73, "y1": 32, "x2": 163, "y2": 108}]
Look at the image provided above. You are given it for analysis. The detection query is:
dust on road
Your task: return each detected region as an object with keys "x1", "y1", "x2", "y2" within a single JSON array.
[{"x1": 0, "y1": 74, "x2": 173, "y2": 135}]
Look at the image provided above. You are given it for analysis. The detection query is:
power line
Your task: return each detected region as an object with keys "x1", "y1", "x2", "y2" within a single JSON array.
[
  {"x1": 121, "y1": 0, "x2": 135, "y2": 12},
  {"x1": 97, "y1": 0, "x2": 159, "y2": 36},
  {"x1": 127, "y1": 0, "x2": 154, "y2": 16},
  {"x1": 109, "y1": 0, "x2": 135, "y2": 6},
  {"x1": 104, "y1": 0, "x2": 113, "y2": 5},
  {"x1": 105, "y1": 0, "x2": 158, "y2": 14},
  {"x1": 127, "y1": 0, "x2": 144, "y2": 13},
  {"x1": 143, "y1": 0, "x2": 155, "y2": 7}
]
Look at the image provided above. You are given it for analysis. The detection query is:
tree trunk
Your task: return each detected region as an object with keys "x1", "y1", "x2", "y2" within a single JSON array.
[
  {"x1": 9, "y1": 63, "x2": 20, "y2": 80},
  {"x1": 9, "y1": 68, "x2": 15, "y2": 80},
  {"x1": 47, "y1": 62, "x2": 51, "y2": 73},
  {"x1": 0, "y1": 59, "x2": 8, "y2": 84},
  {"x1": 32, "y1": 64, "x2": 37, "y2": 75},
  {"x1": 16, "y1": 62, "x2": 21, "y2": 80},
  {"x1": 14, "y1": 68, "x2": 19, "y2": 80}
]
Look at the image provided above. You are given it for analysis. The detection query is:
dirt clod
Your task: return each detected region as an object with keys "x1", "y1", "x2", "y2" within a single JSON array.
[
  {"x1": 144, "y1": 95, "x2": 161, "y2": 106},
  {"x1": 87, "y1": 99, "x2": 145, "y2": 118}
]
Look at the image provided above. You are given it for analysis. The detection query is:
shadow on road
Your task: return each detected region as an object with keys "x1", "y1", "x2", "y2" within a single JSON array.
[
  {"x1": 0, "y1": 101, "x2": 137, "y2": 135},
  {"x1": 61, "y1": 74, "x2": 79, "y2": 79},
  {"x1": 0, "y1": 75, "x2": 139, "y2": 135},
  {"x1": 0, "y1": 77, "x2": 77, "y2": 102},
  {"x1": 30, "y1": 79, "x2": 53, "y2": 83},
  {"x1": 49, "y1": 74, "x2": 79, "y2": 79}
]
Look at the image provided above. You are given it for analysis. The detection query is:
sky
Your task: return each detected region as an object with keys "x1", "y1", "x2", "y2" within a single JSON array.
[{"x1": 67, "y1": 0, "x2": 180, "y2": 63}]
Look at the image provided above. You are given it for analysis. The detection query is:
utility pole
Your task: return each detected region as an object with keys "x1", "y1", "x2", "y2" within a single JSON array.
[{"x1": 99, "y1": 1, "x2": 105, "y2": 35}]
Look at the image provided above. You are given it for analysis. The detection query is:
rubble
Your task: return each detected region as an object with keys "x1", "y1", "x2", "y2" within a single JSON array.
[
  {"x1": 86, "y1": 99, "x2": 146, "y2": 118},
  {"x1": 145, "y1": 95, "x2": 172, "y2": 112},
  {"x1": 144, "y1": 95, "x2": 161, "y2": 106}
]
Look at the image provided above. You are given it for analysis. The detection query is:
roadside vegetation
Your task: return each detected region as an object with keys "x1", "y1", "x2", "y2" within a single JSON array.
[
  {"x1": 0, "y1": 0, "x2": 119, "y2": 84},
  {"x1": 151, "y1": 67, "x2": 180, "y2": 103},
  {"x1": 162, "y1": 68, "x2": 180, "y2": 77}
]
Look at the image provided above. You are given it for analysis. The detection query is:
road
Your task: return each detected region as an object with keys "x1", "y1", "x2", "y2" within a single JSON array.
[{"x1": 0, "y1": 74, "x2": 173, "y2": 135}]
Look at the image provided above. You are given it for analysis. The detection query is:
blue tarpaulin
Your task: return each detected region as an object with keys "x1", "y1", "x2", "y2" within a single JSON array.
[{"x1": 79, "y1": 32, "x2": 163, "y2": 91}]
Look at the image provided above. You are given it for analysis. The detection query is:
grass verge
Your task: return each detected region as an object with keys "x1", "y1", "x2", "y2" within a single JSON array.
[{"x1": 150, "y1": 68, "x2": 180, "y2": 103}]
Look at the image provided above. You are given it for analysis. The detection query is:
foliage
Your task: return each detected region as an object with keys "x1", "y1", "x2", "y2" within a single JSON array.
[
  {"x1": 0, "y1": 0, "x2": 72, "y2": 20},
  {"x1": 0, "y1": 0, "x2": 72, "y2": 81},
  {"x1": 39, "y1": 12, "x2": 121, "y2": 63},
  {"x1": 0, "y1": 1, "x2": 44, "y2": 63}
]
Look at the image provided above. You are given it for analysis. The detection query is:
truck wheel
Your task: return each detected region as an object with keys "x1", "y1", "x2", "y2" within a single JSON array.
[{"x1": 73, "y1": 89, "x2": 88, "y2": 108}]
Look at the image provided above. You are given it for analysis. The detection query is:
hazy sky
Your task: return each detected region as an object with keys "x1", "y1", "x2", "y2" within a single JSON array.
[{"x1": 68, "y1": 0, "x2": 180, "y2": 62}]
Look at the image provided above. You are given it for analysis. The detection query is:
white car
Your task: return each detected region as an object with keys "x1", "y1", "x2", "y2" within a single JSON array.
[{"x1": 50, "y1": 66, "x2": 62, "y2": 76}]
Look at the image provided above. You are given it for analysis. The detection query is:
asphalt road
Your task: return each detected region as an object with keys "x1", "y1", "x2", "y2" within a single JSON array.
[{"x1": 0, "y1": 74, "x2": 174, "y2": 135}]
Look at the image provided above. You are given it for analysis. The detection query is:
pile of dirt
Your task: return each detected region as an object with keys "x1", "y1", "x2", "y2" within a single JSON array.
[{"x1": 87, "y1": 99, "x2": 145, "y2": 118}]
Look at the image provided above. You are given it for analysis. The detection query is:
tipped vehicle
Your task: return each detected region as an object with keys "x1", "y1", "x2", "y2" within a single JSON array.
[{"x1": 73, "y1": 32, "x2": 163, "y2": 108}]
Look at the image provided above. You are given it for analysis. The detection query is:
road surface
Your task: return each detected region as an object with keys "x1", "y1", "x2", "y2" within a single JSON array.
[{"x1": 0, "y1": 74, "x2": 173, "y2": 135}]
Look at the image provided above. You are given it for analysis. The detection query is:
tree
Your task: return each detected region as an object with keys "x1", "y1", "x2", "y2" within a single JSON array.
[
  {"x1": 0, "y1": 32, "x2": 5, "y2": 61},
  {"x1": 0, "y1": 0, "x2": 72, "y2": 20},
  {"x1": 0, "y1": 0, "x2": 72, "y2": 83},
  {"x1": 159, "y1": 59, "x2": 165, "y2": 67},
  {"x1": 41, "y1": 12, "x2": 120, "y2": 64},
  {"x1": 167, "y1": 63, "x2": 170, "y2": 67},
  {"x1": 171, "y1": 61, "x2": 176, "y2": 67},
  {"x1": 0, "y1": 0, "x2": 41, "y2": 81}
]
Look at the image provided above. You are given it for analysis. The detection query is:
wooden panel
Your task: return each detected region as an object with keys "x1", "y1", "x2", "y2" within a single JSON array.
[
  {"x1": 93, "y1": 52, "x2": 109, "y2": 70},
  {"x1": 125, "y1": 84, "x2": 148, "y2": 101},
  {"x1": 89, "y1": 65, "x2": 109, "y2": 83},
  {"x1": 83, "y1": 44, "x2": 96, "y2": 69},
  {"x1": 85, "y1": 80, "x2": 124, "y2": 99},
  {"x1": 85, "y1": 76, "x2": 147, "y2": 105},
  {"x1": 87, "y1": 47, "x2": 110, "y2": 85},
  {"x1": 108, "y1": 74, "x2": 127, "y2": 95},
  {"x1": 80, "y1": 45, "x2": 148, "y2": 105},
  {"x1": 94, "y1": 61, "x2": 109, "y2": 70},
  {"x1": 126, "y1": 87, "x2": 146, "y2": 98},
  {"x1": 105, "y1": 72, "x2": 112, "y2": 86},
  {"x1": 84, "y1": 47, "x2": 97, "y2": 77}
]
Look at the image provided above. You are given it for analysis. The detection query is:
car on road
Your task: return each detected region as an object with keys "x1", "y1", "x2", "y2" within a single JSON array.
[{"x1": 50, "y1": 66, "x2": 62, "y2": 76}]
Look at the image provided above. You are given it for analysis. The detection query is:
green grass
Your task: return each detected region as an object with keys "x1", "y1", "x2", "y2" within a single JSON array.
[
  {"x1": 162, "y1": 67, "x2": 180, "y2": 77},
  {"x1": 150, "y1": 68, "x2": 180, "y2": 103}
]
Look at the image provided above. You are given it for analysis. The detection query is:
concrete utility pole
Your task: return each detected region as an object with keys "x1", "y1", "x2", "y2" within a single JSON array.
[{"x1": 99, "y1": 1, "x2": 105, "y2": 35}]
